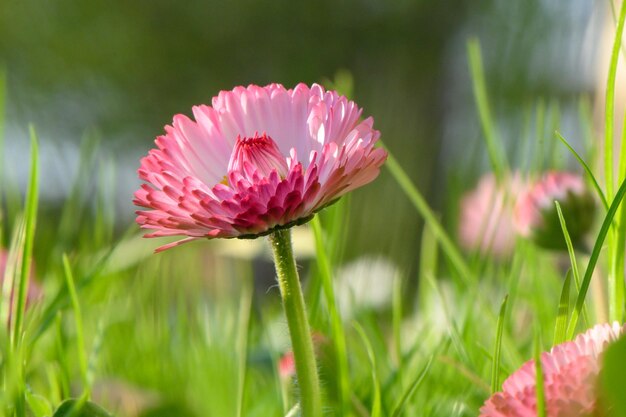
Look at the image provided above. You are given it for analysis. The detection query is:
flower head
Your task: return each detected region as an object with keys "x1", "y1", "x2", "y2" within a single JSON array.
[
  {"x1": 134, "y1": 84, "x2": 386, "y2": 251},
  {"x1": 458, "y1": 173, "x2": 523, "y2": 258},
  {"x1": 514, "y1": 172, "x2": 595, "y2": 250},
  {"x1": 480, "y1": 322, "x2": 625, "y2": 417}
]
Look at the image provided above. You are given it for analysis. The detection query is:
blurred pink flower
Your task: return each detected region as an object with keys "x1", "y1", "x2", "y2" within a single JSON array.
[
  {"x1": 135, "y1": 84, "x2": 386, "y2": 251},
  {"x1": 480, "y1": 322, "x2": 625, "y2": 417},
  {"x1": 278, "y1": 351, "x2": 296, "y2": 380},
  {"x1": 514, "y1": 172, "x2": 595, "y2": 250},
  {"x1": 458, "y1": 173, "x2": 523, "y2": 258}
]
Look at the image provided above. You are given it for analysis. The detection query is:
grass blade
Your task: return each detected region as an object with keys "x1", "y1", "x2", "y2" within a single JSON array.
[
  {"x1": 553, "y1": 272, "x2": 572, "y2": 346},
  {"x1": 490, "y1": 294, "x2": 508, "y2": 393},
  {"x1": 236, "y1": 271, "x2": 253, "y2": 417},
  {"x1": 353, "y1": 322, "x2": 381, "y2": 417},
  {"x1": 12, "y1": 125, "x2": 39, "y2": 350},
  {"x1": 424, "y1": 274, "x2": 471, "y2": 366},
  {"x1": 284, "y1": 403, "x2": 300, "y2": 417},
  {"x1": 567, "y1": 178, "x2": 626, "y2": 339},
  {"x1": 555, "y1": 131, "x2": 608, "y2": 211},
  {"x1": 392, "y1": 274, "x2": 403, "y2": 371},
  {"x1": 62, "y1": 255, "x2": 90, "y2": 399},
  {"x1": 390, "y1": 356, "x2": 434, "y2": 417},
  {"x1": 604, "y1": 0, "x2": 626, "y2": 200},
  {"x1": 310, "y1": 217, "x2": 350, "y2": 415},
  {"x1": 384, "y1": 146, "x2": 473, "y2": 284},
  {"x1": 467, "y1": 37, "x2": 508, "y2": 180},
  {"x1": 554, "y1": 201, "x2": 589, "y2": 326}
]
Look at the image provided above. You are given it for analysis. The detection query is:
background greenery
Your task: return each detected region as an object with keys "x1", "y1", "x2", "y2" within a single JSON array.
[{"x1": 0, "y1": 1, "x2": 620, "y2": 416}]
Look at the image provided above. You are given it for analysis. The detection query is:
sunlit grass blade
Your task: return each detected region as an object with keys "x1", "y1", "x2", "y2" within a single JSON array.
[
  {"x1": 284, "y1": 403, "x2": 300, "y2": 417},
  {"x1": 548, "y1": 100, "x2": 561, "y2": 168},
  {"x1": 553, "y1": 272, "x2": 572, "y2": 346},
  {"x1": 555, "y1": 131, "x2": 608, "y2": 211},
  {"x1": 534, "y1": 329, "x2": 546, "y2": 417},
  {"x1": 467, "y1": 37, "x2": 508, "y2": 180},
  {"x1": 604, "y1": 0, "x2": 626, "y2": 201},
  {"x1": 554, "y1": 201, "x2": 589, "y2": 326},
  {"x1": 392, "y1": 274, "x2": 403, "y2": 371},
  {"x1": 1, "y1": 216, "x2": 25, "y2": 327},
  {"x1": 236, "y1": 272, "x2": 253, "y2": 417},
  {"x1": 383, "y1": 146, "x2": 472, "y2": 284},
  {"x1": 62, "y1": 254, "x2": 89, "y2": 399},
  {"x1": 534, "y1": 99, "x2": 546, "y2": 173},
  {"x1": 390, "y1": 356, "x2": 434, "y2": 417},
  {"x1": 12, "y1": 125, "x2": 39, "y2": 350},
  {"x1": 567, "y1": 178, "x2": 626, "y2": 339},
  {"x1": 424, "y1": 274, "x2": 471, "y2": 366},
  {"x1": 310, "y1": 217, "x2": 350, "y2": 415},
  {"x1": 490, "y1": 294, "x2": 508, "y2": 393},
  {"x1": 353, "y1": 322, "x2": 381, "y2": 417}
]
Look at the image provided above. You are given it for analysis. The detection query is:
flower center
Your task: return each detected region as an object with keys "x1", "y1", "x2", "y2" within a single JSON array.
[{"x1": 227, "y1": 133, "x2": 288, "y2": 181}]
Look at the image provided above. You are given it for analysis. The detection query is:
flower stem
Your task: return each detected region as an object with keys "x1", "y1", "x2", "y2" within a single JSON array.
[{"x1": 268, "y1": 229, "x2": 322, "y2": 417}]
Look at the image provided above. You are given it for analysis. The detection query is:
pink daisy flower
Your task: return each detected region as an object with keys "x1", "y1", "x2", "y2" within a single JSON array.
[
  {"x1": 514, "y1": 172, "x2": 595, "y2": 250},
  {"x1": 458, "y1": 173, "x2": 523, "y2": 258},
  {"x1": 134, "y1": 83, "x2": 386, "y2": 251},
  {"x1": 480, "y1": 322, "x2": 625, "y2": 417}
]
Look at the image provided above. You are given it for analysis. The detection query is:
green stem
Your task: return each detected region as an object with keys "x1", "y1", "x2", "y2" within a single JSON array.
[{"x1": 268, "y1": 229, "x2": 322, "y2": 417}]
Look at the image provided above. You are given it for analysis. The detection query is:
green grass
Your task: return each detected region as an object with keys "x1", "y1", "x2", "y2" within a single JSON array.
[{"x1": 0, "y1": 36, "x2": 625, "y2": 417}]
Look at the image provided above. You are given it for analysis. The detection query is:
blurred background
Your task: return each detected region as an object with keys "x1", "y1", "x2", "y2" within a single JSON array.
[
  {"x1": 0, "y1": 1, "x2": 616, "y2": 415},
  {"x1": 1, "y1": 0, "x2": 604, "y2": 270}
]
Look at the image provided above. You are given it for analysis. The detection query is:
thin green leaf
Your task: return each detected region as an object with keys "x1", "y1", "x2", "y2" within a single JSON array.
[
  {"x1": 25, "y1": 390, "x2": 52, "y2": 417},
  {"x1": 604, "y1": 0, "x2": 626, "y2": 200},
  {"x1": 1, "y1": 216, "x2": 25, "y2": 327},
  {"x1": 424, "y1": 274, "x2": 472, "y2": 366},
  {"x1": 236, "y1": 271, "x2": 253, "y2": 417},
  {"x1": 390, "y1": 356, "x2": 434, "y2": 417},
  {"x1": 554, "y1": 201, "x2": 589, "y2": 326},
  {"x1": 311, "y1": 217, "x2": 350, "y2": 415},
  {"x1": 392, "y1": 275, "x2": 403, "y2": 371},
  {"x1": 284, "y1": 403, "x2": 300, "y2": 417},
  {"x1": 384, "y1": 146, "x2": 473, "y2": 284},
  {"x1": 467, "y1": 37, "x2": 508, "y2": 180},
  {"x1": 553, "y1": 272, "x2": 572, "y2": 346},
  {"x1": 490, "y1": 294, "x2": 508, "y2": 393},
  {"x1": 353, "y1": 322, "x2": 381, "y2": 417},
  {"x1": 555, "y1": 131, "x2": 608, "y2": 211},
  {"x1": 567, "y1": 178, "x2": 626, "y2": 339},
  {"x1": 62, "y1": 255, "x2": 90, "y2": 398},
  {"x1": 534, "y1": 99, "x2": 546, "y2": 173},
  {"x1": 12, "y1": 125, "x2": 39, "y2": 350}
]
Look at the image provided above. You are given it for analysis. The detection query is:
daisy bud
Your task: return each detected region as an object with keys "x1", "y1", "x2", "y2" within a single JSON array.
[
  {"x1": 514, "y1": 172, "x2": 595, "y2": 250},
  {"x1": 458, "y1": 173, "x2": 523, "y2": 259}
]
